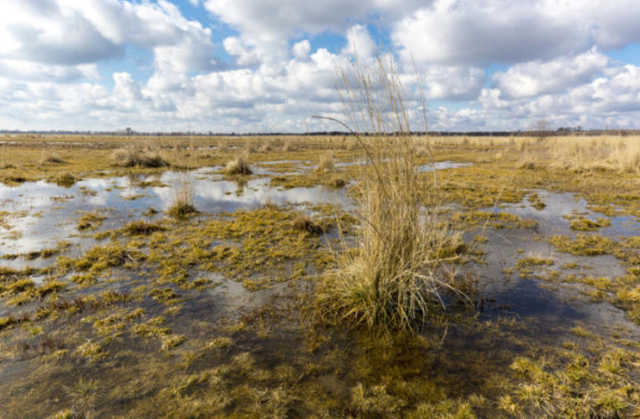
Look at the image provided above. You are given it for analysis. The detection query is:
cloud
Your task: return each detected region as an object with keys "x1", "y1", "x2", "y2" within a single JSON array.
[
  {"x1": 204, "y1": 0, "x2": 426, "y2": 63},
  {"x1": 1, "y1": 0, "x2": 640, "y2": 132},
  {"x1": 423, "y1": 65, "x2": 486, "y2": 101},
  {"x1": 392, "y1": 0, "x2": 640, "y2": 66},
  {"x1": 480, "y1": 63, "x2": 640, "y2": 128},
  {"x1": 429, "y1": 107, "x2": 488, "y2": 131},
  {"x1": 492, "y1": 48, "x2": 610, "y2": 99},
  {"x1": 342, "y1": 25, "x2": 376, "y2": 59},
  {"x1": 0, "y1": 60, "x2": 99, "y2": 83},
  {"x1": 113, "y1": 72, "x2": 143, "y2": 103},
  {"x1": 292, "y1": 40, "x2": 311, "y2": 61},
  {"x1": 223, "y1": 37, "x2": 262, "y2": 67},
  {"x1": 0, "y1": 1, "x2": 122, "y2": 65},
  {"x1": 205, "y1": 0, "x2": 368, "y2": 63},
  {"x1": 0, "y1": 0, "x2": 216, "y2": 73}
]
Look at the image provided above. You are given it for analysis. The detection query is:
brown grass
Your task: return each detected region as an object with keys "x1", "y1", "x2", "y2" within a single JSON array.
[
  {"x1": 316, "y1": 53, "x2": 467, "y2": 333},
  {"x1": 292, "y1": 213, "x2": 325, "y2": 234},
  {"x1": 224, "y1": 154, "x2": 253, "y2": 175},
  {"x1": 41, "y1": 154, "x2": 67, "y2": 164},
  {"x1": 111, "y1": 147, "x2": 169, "y2": 168},
  {"x1": 123, "y1": 220, "x2": 165, "y2": 235},
  {"x1": 167, "y1": 176, "x2": 198, "y2": 218},
  {"x1": 314, "y1": 153, "x2": 335, "y2": 173}
]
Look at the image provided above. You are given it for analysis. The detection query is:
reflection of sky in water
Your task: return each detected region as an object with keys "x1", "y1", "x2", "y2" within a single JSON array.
[
  {"x1": 498, "y1": 190, "x2": 640, "y2": 237},
  {"x1": 417, "y1": 161, "x2": 472, "y2": 172},
  {"x1": 459, "y1": 189, "x2": 640, "y2": 334},
  {"x1": 334, "y1": 160, "x2": 471, "y2": 171},
  {"x1": 0, "y1": 169, "x2": 351, "y2": 256}
]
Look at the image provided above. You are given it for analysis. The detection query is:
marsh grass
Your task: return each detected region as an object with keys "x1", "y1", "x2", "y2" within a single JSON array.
[
  {"x1": 111, "y1": 146, "x2": 169, "y2": 168},
  {"x1": 55, "y1": 173, "x2": 77, "y2": 187},
  {"x1": 548, "y1": 136, "x2": 640, "y2": 173},
  {"x1": 516, "y1": 136, "x2": 640, "y2": 174},
  {"x1": 66, "y1": 378, "x2": 99, "y2": 418},
  {"x1": 224, "y1": 153, "x2": 253, "y2": 176},
  {"x1": 40, "y1": 153, "x2": 66, "y2": 165},
  {"x1": 123, "y1": 220, "x2": 166, "y2": 235},
  {"x1": 314, "y1": 153, "x2": 335, "y2": 173},
  {"x1": 168, "y1": 176, "x2": 198, "y2": 218},
  {"x1": 315, "y1": 54, "x2": 468, "y2": 333},
  {"x1": 292, "y1": 213, "x2": 325, "y2": 234},
  {"x1": 515, "y1": 152, "x2": 540, "y2": 170}
]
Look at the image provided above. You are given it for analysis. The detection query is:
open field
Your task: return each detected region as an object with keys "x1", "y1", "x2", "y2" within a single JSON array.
[{"x1": 1, "y1": 133, "x2": 640, "y2": 418}]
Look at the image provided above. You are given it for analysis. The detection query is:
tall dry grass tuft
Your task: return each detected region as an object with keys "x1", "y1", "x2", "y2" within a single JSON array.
[
  {"x1": 546, "y1": 136, "x2": 640, "y2": 173},
  {"x1": 315, "y1": 54, "x2": 467, "y2": 333},
  {"x1": 224, "y1": 153, "x2": 253, "y2": 175},
  {"x1": 515, "y1": 152, "x2": 540, "y2": 170},
  {"x1": 314, "y1": 153, "x2": 335, "y2": 173},
  {"x1": 111, "y1": 146, "x2": 169, "y2": 168},
  {"x1": 167, "y1": 175, "x2": 198, "y2": 218}
]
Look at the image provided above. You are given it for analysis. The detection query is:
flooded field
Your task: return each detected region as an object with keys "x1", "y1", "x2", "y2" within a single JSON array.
[{"x1": 1, "y1": 135, "x2": 640, "y2": 418}]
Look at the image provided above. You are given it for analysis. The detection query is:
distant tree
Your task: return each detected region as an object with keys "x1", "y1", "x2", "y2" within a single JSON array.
[
  {"x1": 125, "y1": 127, "x2": 132, "y2": 136},
  {"x1": 532, "y1": 119, "x2": 552, "y2": 141}
]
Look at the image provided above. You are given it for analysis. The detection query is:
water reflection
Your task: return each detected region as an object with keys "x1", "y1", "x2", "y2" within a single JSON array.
[{"x1": 0, "y1": 168, "x2": 350, "y2": 256}]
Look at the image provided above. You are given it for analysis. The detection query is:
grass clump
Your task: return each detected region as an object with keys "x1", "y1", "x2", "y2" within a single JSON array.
[
  {"x1": 41, "y1": 153, "x2": 67, "y2": 164},
  {"x1": 123, "y1": 220, "x2": 165, "y2": 236},
  {"x1": 569, "y1": 217, "x2": 611, "y2": 231},
  {"x1": 316, "y1": 55, "x2": 466, "y2": 333},
  {"x1": 515, "y1": 256, "x2": 554, "y2": 270},
  {"x1": 292, "y1": 213, "x2": 325, "y2": 235},
  {"x1": 60, "y1": 244, "x2": 145, "y2": 273},
  {"x1": 224, "y1": 154, "x2": 253, "y2": 175},
  {"x1": 54, "y1": 173, "x2": 77, "y2": 187},
  {"x1": 111, "y1": 147, "x2": 169, "y2": 168},
  {"x1": 168, "y1": 202, "x2": 198, "y2": 218},
  {"x1": 0, "y1": 315, "x2": 18, "y2": 331},
  {"x1": 528, "y1": 193, "x2": 546, "y2": 210},
  {"x1": 550, "y1": 234, "x2": 614, "y2": 256},
  {"x1": 77, "y1": 210, "x2": 107, "y2": 231},
  {"x1": 515, "y1": 153, "x2": 540, "y2": 170},
  {"x1": 314, "y1": 153, "x2": 335, "y2": 173},
  {"x1": 167, "y1": 177, "x2": 198, "y2": 218}
]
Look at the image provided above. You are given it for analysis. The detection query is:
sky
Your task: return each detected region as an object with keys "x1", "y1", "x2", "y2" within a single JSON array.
[{"x1": 1, "y1": 0, "x2": 640, "y2": 133}]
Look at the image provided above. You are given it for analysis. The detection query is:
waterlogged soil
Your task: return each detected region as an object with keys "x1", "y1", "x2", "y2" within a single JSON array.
[{"x1": 1, "y1": 146, "x2": 640, "y2": 418}]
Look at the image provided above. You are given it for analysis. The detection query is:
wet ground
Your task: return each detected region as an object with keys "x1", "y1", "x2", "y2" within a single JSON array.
[{"x1": 1, "y1": 155, "x2": 640, "y2": 418}]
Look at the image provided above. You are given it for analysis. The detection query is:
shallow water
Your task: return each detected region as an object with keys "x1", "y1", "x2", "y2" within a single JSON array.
[
  {"x1": 1, "y1": 167, "x2": 640, "y2": 418},
  {"x1": 0, "y1": 168, "x2": 350, "y2": 259},
  {"x1": 417, "y1": 161, "x2": 473, "y2": 171},
  {"x1": 499, "y1": 189, "x2": 640, "y2": 237},
  {"x1": 334, "y1": 159, "x2": 471, "y2": 171},
  {"x1": 470, "y1": 202, "x2": 636, "y2": 323}
]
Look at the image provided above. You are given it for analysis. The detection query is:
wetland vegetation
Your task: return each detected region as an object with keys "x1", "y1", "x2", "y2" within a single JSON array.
[
  {"x1": 2, "y1": 65, "x2": 640, "y2": 417},
  {"x1": 1, "y1": 129, "x2": 640, "y2": 418}
]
